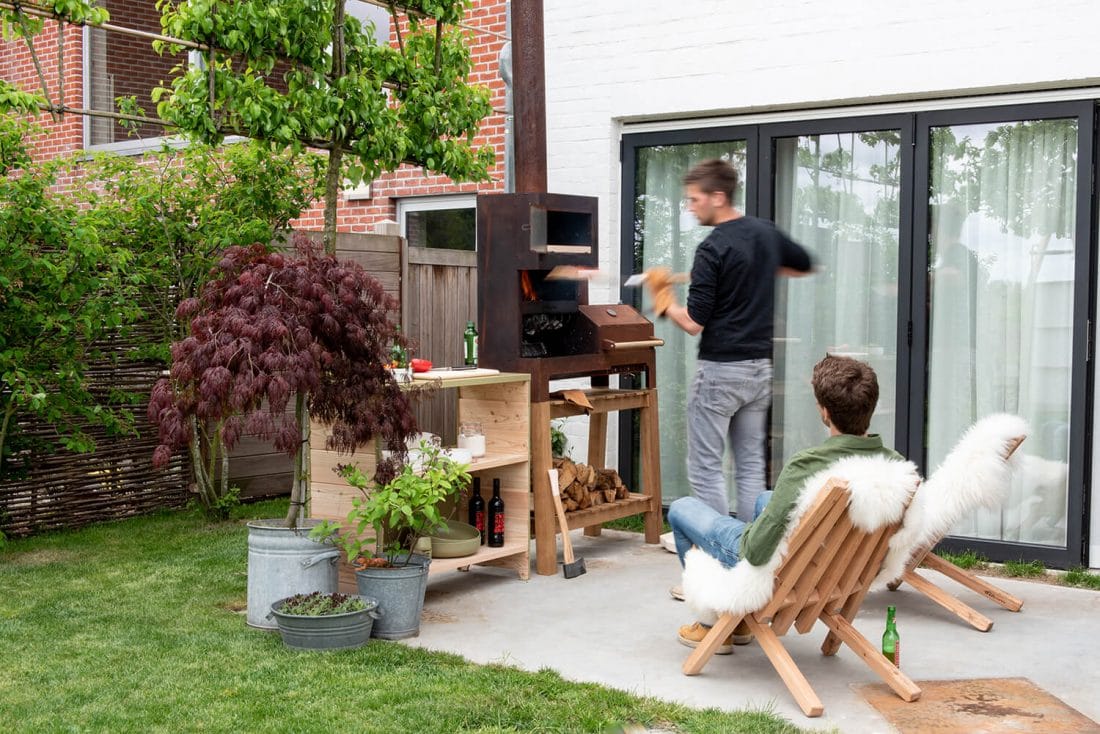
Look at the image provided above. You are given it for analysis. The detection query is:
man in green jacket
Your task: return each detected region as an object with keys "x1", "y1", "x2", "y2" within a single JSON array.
[{"x1": 668, "y1": 354, "x2": 903, "y2": 652}]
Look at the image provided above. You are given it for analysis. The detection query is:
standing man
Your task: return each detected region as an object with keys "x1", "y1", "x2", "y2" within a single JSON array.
[{"x1": 647, "y1": 158, "x2": 813, "y2": 546}]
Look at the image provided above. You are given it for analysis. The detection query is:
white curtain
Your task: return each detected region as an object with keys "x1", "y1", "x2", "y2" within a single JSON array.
[
  {"x1": 772, "y1": 132, "x2": 901, "y2": 475},
  {"x1": 927, "y1": 119, "x2": 1077, "y2": 546}
]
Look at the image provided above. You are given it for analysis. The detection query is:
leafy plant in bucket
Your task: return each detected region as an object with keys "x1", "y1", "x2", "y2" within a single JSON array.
[
  {"x1": 314, "y1": 441, "x2": 471, "y2": 567},
  {"x1": 278, "y1": 592, "x2": 366, "y2": 616}
]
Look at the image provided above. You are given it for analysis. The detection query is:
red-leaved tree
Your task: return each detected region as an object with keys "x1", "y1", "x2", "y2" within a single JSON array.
[{"x1": 148, "y1": 235, "x2": 418, "y2": 524}]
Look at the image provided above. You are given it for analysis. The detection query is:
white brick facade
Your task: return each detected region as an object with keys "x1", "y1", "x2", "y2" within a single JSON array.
[{"x1": 542, "y1": 0, "x2": 1100, "y2": 566}]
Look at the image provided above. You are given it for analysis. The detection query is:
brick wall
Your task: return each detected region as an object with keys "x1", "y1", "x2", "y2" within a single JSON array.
[{"x1": 3, "y1": 0, "x2": 509, "y2": 228}]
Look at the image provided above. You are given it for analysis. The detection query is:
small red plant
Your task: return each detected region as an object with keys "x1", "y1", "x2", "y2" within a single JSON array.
[{"x1": 148, "y1": 234, "x2": 418, "y2": 525}]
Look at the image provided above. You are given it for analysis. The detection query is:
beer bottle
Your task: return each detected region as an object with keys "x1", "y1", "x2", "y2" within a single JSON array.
[
  {"x1": 463, "y1": 320, "x2": 478, "y2": 366},
  {"x1": 487, "y1": 478, "x2": 505, "y2": 547},
  {"x1": 468, "y1": 477, "x2": 486, "y2": 545},
  {"x1": 882, "y1": 605, "x2": 900, "y2": 666},
  {"x1": 390, "y1": 325, "x2": 407, "y2": 367}
]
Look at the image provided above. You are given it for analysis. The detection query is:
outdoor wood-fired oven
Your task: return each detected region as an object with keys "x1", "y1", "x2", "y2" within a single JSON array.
[
  {"x1": 475, "y1": 192, "x2": 661, "y2": 401},
  {"x1": 475, "y1": 192, "x2": 664, "y2": 576}
]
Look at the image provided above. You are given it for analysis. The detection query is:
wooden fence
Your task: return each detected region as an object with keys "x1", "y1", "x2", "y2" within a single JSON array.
[{"x1": 404, "y1": 247, "x2": 478, "y2": 445}]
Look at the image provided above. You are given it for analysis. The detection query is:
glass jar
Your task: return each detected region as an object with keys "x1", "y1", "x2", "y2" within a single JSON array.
[{"x1": 457, "y1": 420, "x2": 486, "y2": 458}]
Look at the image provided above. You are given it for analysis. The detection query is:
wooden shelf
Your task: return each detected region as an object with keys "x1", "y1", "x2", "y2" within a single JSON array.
[
  {"x1": 468, "y1": 452, "x2": 528, "y2": 471},
  {"x1": 312, "y1": 372, "x2": 532, "y2": 589},
  {"x1": 564, "y1": 493, "x2": 653, "y2": 530}
]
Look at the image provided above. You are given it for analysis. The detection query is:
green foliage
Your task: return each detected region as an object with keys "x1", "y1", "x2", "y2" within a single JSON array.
[
  {"x1": 1002, "y1": 559, "x2": 1046, "y2": 578},
  {"x1": 937, "y1": 548, "x2": 988, "y2": 570},
  {"x1": 0, "y1": 115, "x2": 143, "y2": 476},
  {"x1": 0, "y1": 500, "x2": 804, "y2": 733},
  {"x1": 153, "y1": 0, "x2": 494, "y2": 250},
  {"x1": 321, "y1": 441, "x2": 471, "y2": 566},
  {"x1": 550, "y1": 419, "x2": 569, "y2": 458},
  {"x1": 278, "y1": 591, "x2": 366, "y2": 616},
  {"x1": 1062, "y1": 566, "x2": 1100, "y2": 590},
  {"x1": 76, "y1": 139, "x2": 325, "y2": 357}
]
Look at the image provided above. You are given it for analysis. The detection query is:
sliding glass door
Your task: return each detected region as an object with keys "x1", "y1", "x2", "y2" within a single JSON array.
[
  {"x1": 767, "y1": 121, "x2": 909, "y2": 477},
  {"x1": 912, "y1": 104, "x2": 1092, "y2": 564},
  {"x1": 621, "y1": 101, "x2": 1092, "y2": 565},
  {"x1": 624, "y1": 131, "x2": 752, "y2": 503}
]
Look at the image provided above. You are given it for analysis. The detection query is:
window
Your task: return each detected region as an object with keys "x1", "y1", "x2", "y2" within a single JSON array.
[
  {"x1": 397, "y1": 195, "x2": 477, "y2": 250},
  {"x1": 84, "y1": 1, "x2": 391, "y2": 154}
]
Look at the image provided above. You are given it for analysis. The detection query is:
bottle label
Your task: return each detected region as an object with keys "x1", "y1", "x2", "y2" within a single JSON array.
[
  {"x1": 473, "y1": 510, "x2": 484, "y2": 533},
  {"x1": 493, "y1": 513, "x2": 505, "y2": 534}
]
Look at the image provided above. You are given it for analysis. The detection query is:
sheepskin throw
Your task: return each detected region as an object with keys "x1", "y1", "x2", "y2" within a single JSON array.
[
  {"x1": 875, "y1": 413, "x2": 1028, "y2": 586},
  {"x1": 683, "y1": 454, "x2": 920, "y2": 624}
]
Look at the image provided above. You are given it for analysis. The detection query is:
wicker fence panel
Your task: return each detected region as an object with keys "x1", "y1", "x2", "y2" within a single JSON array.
[{"x1": 0, "y1": 331, "x2": 189, "y2": 539}]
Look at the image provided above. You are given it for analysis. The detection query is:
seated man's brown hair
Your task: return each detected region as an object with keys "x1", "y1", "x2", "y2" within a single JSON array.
[{"x1": 812, "y1": 355, "x2": 879, "y2": 435}]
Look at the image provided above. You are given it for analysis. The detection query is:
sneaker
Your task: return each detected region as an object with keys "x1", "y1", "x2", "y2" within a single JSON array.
[
  {"x1": 660, "y1": 531, "x2": 677, "y2": 553},
  {"x1": 732, "y1": 619, "x2": 754, "y2": 645},
  {"x1": 669, "y1": 584, "x2": 685, "y2": 601},
  {"x1": 677, "y1": 621, "x2": 733, "y2": 655}
]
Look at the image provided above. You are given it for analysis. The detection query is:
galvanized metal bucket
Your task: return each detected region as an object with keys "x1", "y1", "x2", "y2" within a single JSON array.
[
  {"x1": 246, "y1": 519, "x2": 339, "y2": 630},
  {"x1": 355, "y1": 553, "x2": 431, "y2": 640},
  {"x1": 268, "y1": 594, "x2": 381, "y2": 651}
]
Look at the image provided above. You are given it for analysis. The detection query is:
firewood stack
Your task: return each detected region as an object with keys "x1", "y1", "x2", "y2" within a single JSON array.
[{"x1": 551, "y1": 457, "x2": 630, "y2": 511}]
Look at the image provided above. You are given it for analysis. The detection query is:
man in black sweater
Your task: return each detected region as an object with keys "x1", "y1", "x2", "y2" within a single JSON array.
[{"x1": 648, "y1": 159, "x2": 813, "y2": 571}]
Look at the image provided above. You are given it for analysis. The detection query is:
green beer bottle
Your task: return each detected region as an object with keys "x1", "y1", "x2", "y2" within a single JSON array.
[
  {"x1": 882, "y1": 604, "x2": 900, "y2": 666},
  {"x1": 463, "y1": 320, "x2": 478, "y2": 366}
]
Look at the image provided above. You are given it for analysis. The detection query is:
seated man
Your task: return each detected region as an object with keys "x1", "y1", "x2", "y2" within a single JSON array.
[{"x1": 669, "y1": 354, "x2": 903, "y2": 653}]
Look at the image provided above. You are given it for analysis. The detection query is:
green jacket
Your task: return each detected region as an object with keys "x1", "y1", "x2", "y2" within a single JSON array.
[{"x1": 739, "y1": 434, "x2": 903, "y2": 566}]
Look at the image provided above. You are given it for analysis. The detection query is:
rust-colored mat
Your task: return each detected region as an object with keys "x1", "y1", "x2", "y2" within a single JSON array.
[{"x1": 856, "y1": 677, "x2": 1099, "y2": 733}]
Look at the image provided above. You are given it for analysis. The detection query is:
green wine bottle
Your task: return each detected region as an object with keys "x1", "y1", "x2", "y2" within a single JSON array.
[{"x1": 882, "y1": 604, "x2": 900, "y2": 666}]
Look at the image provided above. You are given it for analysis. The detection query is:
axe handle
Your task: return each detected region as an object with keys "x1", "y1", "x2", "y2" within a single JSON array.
[{"x1": 547, "y1": 469, "x2": 575, "y2": 564}]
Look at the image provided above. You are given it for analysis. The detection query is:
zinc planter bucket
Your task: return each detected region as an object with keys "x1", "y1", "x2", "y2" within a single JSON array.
[
  {"x1": 269, "y1": 595, "x2": 381, "y2": 651},
  {"x1": 355, "y1": 554, "x2": 431, "y2": 640},
  {"x1": 246, "y1": 519, "x2": 339, "y2": 630}
]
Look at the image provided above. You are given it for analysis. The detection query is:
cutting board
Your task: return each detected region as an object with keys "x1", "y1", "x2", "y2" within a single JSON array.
[{"x1": 413, "y1": 368, "x2": 501, "y2": 380}]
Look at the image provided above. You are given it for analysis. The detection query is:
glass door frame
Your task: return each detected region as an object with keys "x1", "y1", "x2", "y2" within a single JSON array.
[{"x1": 909, "y1": 101, "x2": 1095, "y2": 568}]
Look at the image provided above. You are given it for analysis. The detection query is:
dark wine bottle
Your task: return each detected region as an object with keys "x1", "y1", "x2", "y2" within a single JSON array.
[
  {"x1": 468, "y1": 477, "x2": 486, "y2": 545},
  {"x1": 487, "y1": 478, "x2": 505, "y2": 547}
]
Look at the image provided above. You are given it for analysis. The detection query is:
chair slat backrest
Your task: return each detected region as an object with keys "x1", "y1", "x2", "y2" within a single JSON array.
[{"x1": 760, "y1": 480, "x2": 848, "y2": 623}]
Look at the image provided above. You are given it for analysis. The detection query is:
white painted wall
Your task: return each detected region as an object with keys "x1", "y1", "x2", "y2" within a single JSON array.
[{"x1": 541, "y1": 0, "x2": 1100, "y2": 563}]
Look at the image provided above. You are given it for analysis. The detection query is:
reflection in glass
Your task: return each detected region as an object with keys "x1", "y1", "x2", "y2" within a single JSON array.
[
  {"x1": 927, "y1": 119, "x2": 1077, "y2": 546},
  {"x1": 635, "y1": 142, "x2": 747, "y2": 504},
  {"x1": 773, "y1": 131, "x2": 901, "y2": 475}
]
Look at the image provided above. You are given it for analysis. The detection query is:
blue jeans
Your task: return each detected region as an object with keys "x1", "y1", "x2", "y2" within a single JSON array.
[
  {"x1": 687, "y1": 359, "x2": 772, "y2": 520},
  {"x1": 669, "y1": 491, "x2": 773, "y2": 568}
]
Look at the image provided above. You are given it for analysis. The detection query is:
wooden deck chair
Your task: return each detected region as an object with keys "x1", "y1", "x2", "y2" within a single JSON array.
[
  {"x1": 680, "y1": 455, "x2": 922, "y2": 718},
  {"x1": 876, "y1": 414, "x2": 1029, "y2": 632}
]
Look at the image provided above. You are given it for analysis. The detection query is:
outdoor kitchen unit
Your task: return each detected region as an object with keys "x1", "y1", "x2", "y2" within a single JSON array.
[
  {"x1": 476, "y1": 192, "x2": 664, "y2": 576},
  {"x1": 476, "y1": 192, "x2": 661, "y2": 402}
]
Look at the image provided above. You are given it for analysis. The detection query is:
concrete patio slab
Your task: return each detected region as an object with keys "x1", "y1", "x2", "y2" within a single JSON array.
[{"x1": 409, "y1": 529, "x2": 1100, "y2": 732}]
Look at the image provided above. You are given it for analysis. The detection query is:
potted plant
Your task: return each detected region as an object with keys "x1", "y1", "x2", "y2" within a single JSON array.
[
  {"x1": 315, "y1": 441, "x2": 471, "y2": 639},
  {"x1": 268, "y1": 591, "x2": 380, "y2": 651},
  {"x1": 148, "y1": 235, "x2": 420, "y2": 629}
]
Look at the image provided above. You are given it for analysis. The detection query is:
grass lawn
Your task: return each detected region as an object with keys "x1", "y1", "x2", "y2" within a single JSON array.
[{"x1": 0, "y1": 499, "x2": 807, "y2": 734}]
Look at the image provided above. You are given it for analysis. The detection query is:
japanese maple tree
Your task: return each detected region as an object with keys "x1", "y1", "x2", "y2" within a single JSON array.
[{"x1": 148, "y1": 234, "x2": 418, "y2": 525}]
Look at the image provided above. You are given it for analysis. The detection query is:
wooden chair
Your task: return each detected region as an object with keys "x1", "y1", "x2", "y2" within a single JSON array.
[
  {"x1": 881, "y1": 424, "x2": 1027, "y2": 632},
  {"x1": 682, "y1": 476, "x2": 922, "y2": 718}
]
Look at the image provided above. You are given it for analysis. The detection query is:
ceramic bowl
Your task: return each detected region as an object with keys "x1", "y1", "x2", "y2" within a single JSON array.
[{"x1": 429, "y1": 519, "x2": 481, "y2": 558}]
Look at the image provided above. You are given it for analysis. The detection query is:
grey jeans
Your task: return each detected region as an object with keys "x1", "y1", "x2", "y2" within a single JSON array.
[{"x1": 687, "y1": 358, "x2": 772, "y2": 519}]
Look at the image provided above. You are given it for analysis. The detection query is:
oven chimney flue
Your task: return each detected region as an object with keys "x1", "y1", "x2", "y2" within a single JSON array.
[{"x1": 511, "y1": 0, "x2": 547, "y2": 193}]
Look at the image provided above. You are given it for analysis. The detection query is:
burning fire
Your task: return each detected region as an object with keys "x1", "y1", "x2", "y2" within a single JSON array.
[{"x1": 520, "y1": 271, "x2": 538, "y2": 301}]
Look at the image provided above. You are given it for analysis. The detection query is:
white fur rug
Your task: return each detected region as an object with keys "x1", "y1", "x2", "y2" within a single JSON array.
[
  {"x1": 875, "y1": 413, "x2": 1028, "y2": 586},
  {"x1": 683, "y1": 454, "x2": 920, "y2": 625}
]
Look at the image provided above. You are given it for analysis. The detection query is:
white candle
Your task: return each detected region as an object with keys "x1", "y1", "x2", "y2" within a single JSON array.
[{"x1": 457, "y1": 432, "x2": 486, "y2": 458}]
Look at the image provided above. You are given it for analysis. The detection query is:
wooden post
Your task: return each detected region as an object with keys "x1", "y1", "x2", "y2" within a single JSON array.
[{"x1": 531, "y1": 400, "x2": 557, "y2": 575}]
